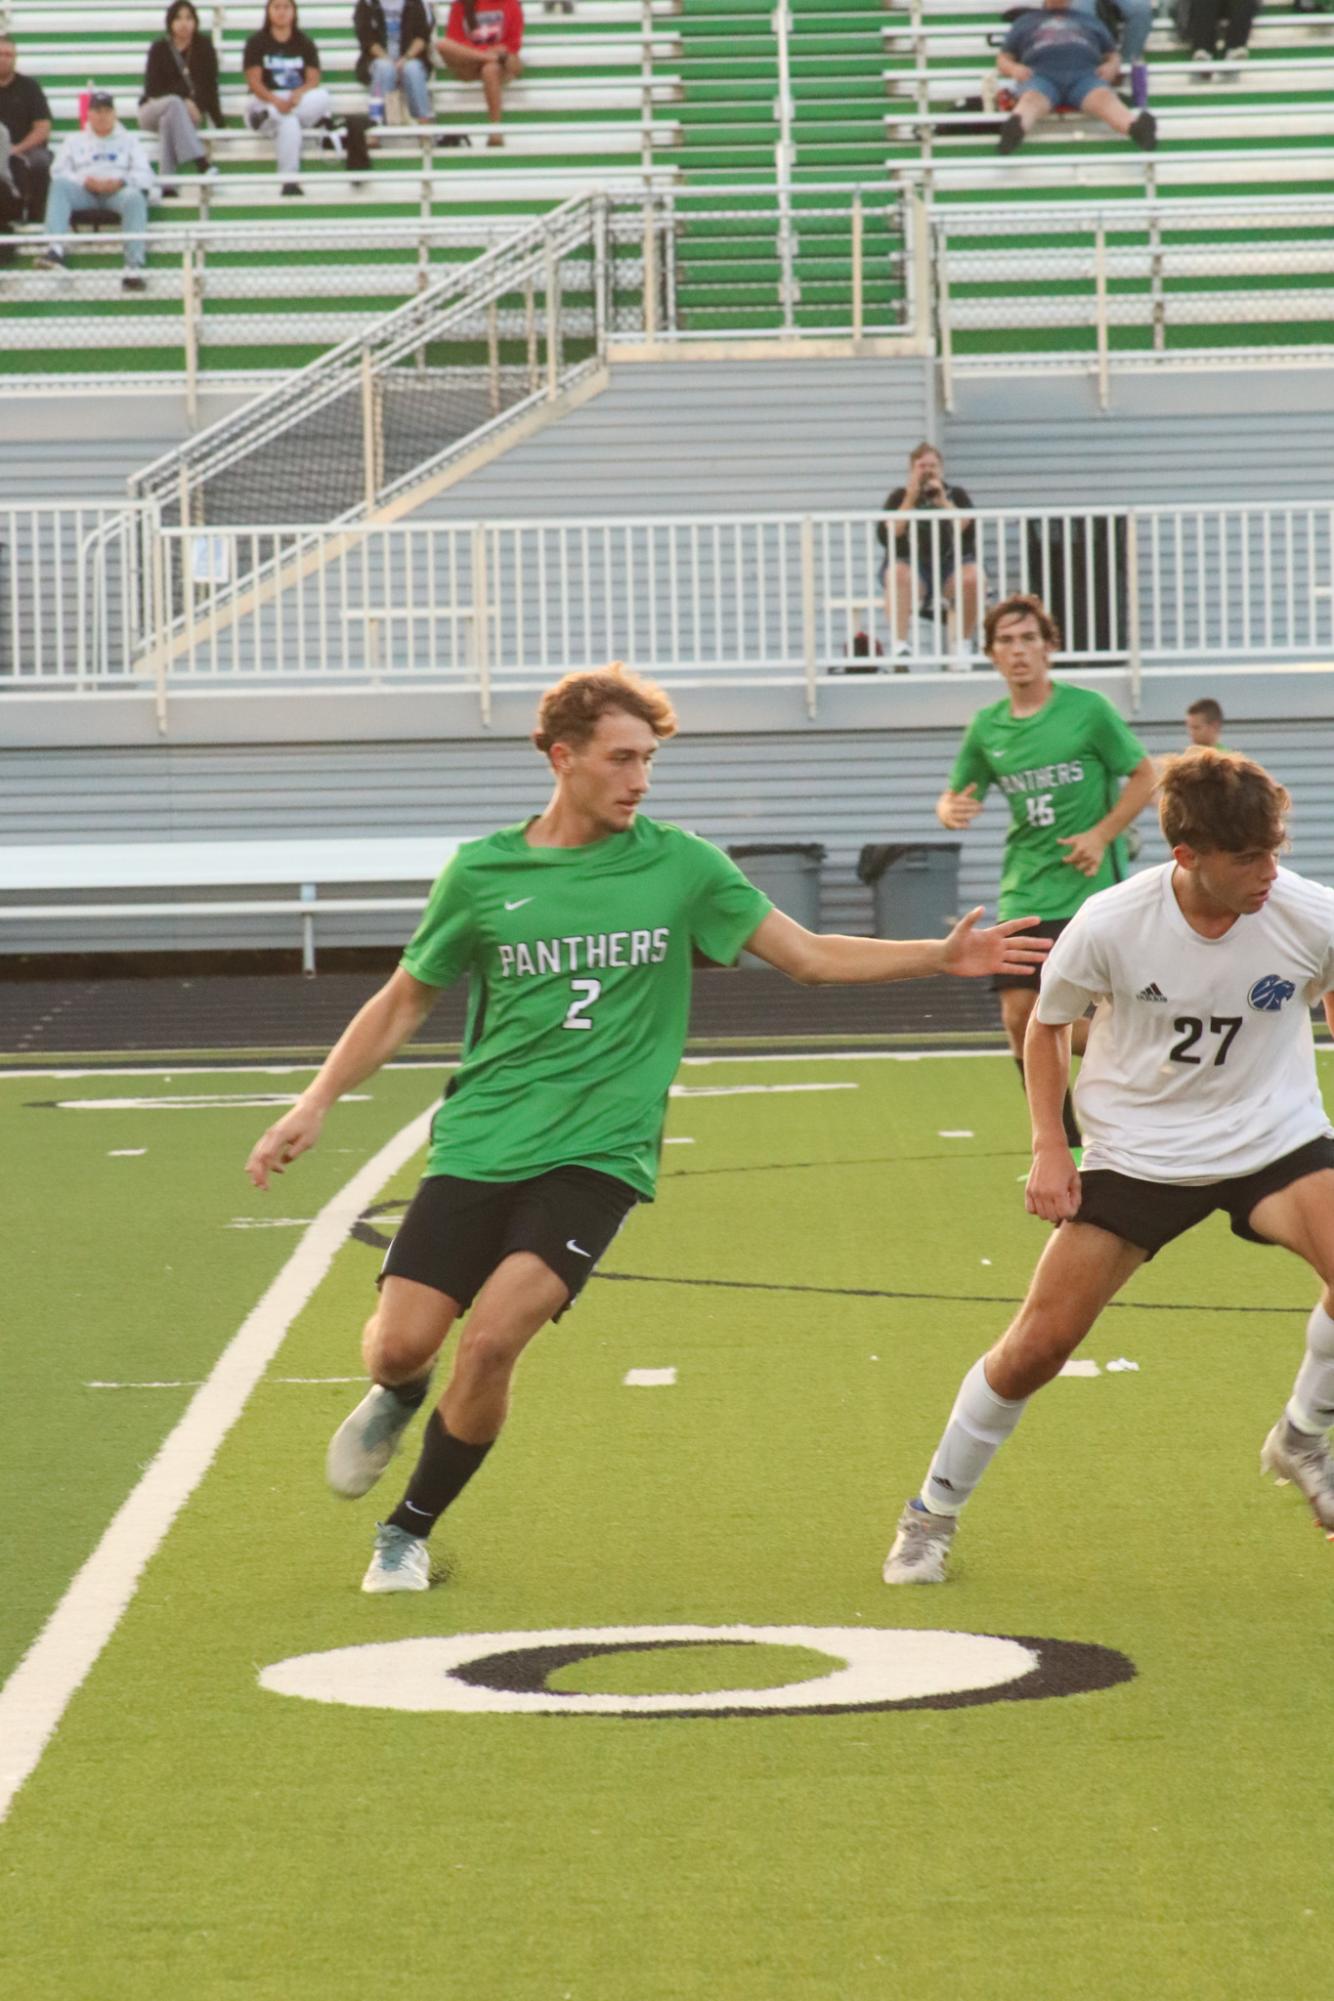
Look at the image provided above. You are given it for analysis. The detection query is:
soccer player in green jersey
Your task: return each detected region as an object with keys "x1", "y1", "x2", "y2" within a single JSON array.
[
  {"x1": 935, "y1": 593, "x2": 1157, "y2": 1145},
  {"x1": 246, "y1": 664, "x2": 1051, "y2": 1594}
]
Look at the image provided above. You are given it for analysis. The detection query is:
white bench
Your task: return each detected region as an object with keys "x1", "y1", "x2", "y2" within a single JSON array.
[{"x1": 0, "y1": 836, "x2": 457, "y2": 972}]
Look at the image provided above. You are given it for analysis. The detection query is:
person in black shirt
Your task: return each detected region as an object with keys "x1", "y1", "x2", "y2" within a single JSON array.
[
  {"x1": 139, "y1": 2, "x2": 224, "y2": 196},
  {"x1": 354, "y1": 1, "x2": 436, "y2": 124},
  {"x1": 243, "y1": 0, "x2": 334, "y2": 194},
  {"x1": 0, "y1": 33, "x2": 53, "y2": 224},
  {"x1": 877, "y1": 442, "x2": 984, "y2": 668}
]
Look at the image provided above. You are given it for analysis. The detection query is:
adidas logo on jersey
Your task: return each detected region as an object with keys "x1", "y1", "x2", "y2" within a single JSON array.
[{"x1": 1136, "y1": 982, "x2": 1169, "y2": 1003}]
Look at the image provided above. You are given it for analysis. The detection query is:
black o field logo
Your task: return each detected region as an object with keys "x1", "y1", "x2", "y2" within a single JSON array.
[
  {"x1": 260, "y1": 1624, "x2": 1134, "y2": 1718},
  {"x1": 352, "y1": 1196, "x2": 411, "y2": 1252}
]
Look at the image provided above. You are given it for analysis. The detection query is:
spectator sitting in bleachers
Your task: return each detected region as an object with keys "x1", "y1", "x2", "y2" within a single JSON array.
[
  {"x1": 437, "y1": 0, "x2": 524, "y2": 145},
  {"x1": 243, "y1": 0, "x2": 335, "y2": 196},
  {"x1": 36, "y1": 91, "x2": 153, "y2": 291},
  {"x1": 355, "y1": 1, "x2": 436, "y2": 126},
  {"x1": 1070, "y1": 0, "x2": 1153, "y2": 106},
  {"x1": 139, "y1": 2, "x2": 224, "y2": 199},
  {"x1": 1179, "y1": 0, "x2": 1260, "y2": 71},
  {"x1": 0, "y1": 32, "x2": 53, "y2": 224},
  {"x1": 996, "y1": 0, "x2": 1156, "y2": 153}
]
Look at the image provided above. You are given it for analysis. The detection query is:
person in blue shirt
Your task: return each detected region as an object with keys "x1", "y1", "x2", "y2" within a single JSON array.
[{"x1": 996, "y1": 0, "x2": 1156, "y2": 153}]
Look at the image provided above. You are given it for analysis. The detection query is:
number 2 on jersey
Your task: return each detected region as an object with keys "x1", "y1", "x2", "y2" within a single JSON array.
[
  {"x1": 1169, "y1": 1015, "x2": 1243, "y2": 1067},
  {"x1": 562, "y1": 977, "x2": 602, "y2": 1031}
]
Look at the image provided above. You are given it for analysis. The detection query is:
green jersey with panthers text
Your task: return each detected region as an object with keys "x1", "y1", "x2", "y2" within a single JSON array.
[
  {"x1": 400, "y1": 816, "x2": 773, "y2": 1200},
  {"x1": 949, "y1": 681, "x2": 1147, "y2": 921}
]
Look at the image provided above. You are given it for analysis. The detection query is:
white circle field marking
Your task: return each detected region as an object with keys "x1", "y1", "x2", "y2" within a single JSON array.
[{"x1": 258, "y1": 1623, "x2": 1133, "y2": 1718}]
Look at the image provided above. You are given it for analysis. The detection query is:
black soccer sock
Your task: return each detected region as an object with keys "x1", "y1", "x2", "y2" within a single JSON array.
[
  {"x1": 384, "y1": 1372, "x2": 432, "y2": 1411},
  {"x1": 1061, "y1": 1090, "x2": 1082, "y2": 1150},
  {"x1": 386, "y1": 1411, "x2": 494, "y2": 1539}
]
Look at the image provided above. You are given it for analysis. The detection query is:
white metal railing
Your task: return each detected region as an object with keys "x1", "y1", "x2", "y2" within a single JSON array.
[
  {"x1": 128, "y1": 192, "x2": 609, "y2": 526},
  {"x1": 930, "y1": 194, "x2": 1334, "y2": 406},
  {"x1": 0, "y1": 503, "x2": 160, "y2": 687},
  {"x1": 2, "y1": 503, "x2": 1326, "y2": 722},
  {"x1": 18, "y1": 186, "x2": 911, "y2": 393}
]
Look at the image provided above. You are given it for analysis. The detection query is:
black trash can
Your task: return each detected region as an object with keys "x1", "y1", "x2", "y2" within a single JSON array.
[
  {"x1": 1025, "y1": 516, "x2": 1128, "y2": 658},
  {"x1": 728, "y1": 843, "x2": 826, "y2": 963},
  {"x1": 858, "y1": 842, "x2": 961, "y2": 939}
]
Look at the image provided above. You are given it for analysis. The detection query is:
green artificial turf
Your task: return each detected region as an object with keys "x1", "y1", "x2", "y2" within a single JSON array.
[{"x1": 2, "y1": 1054, "x2": 1332, "y2": 1999}]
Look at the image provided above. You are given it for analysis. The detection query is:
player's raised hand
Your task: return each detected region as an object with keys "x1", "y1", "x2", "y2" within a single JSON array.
[
  {"x1": 936, "y1": 783, "x2": 984, "y2": 831},
  {"x1": 1025, "y1": 1142, "x2": 1082, "y2": 1223},
  {"x1": 245, "y1": 1099, "x2": 326, "y2": 1191},
  {"x1": 1058, "y1": 828, "x2": 1107, "y2": 877},
  {"x1": 940, "y1": 908, "x2": 1052, "y2": 980}
]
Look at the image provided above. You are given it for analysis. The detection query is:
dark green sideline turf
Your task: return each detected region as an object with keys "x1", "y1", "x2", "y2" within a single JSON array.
[{"x1": 2, "y1": 1055, "x2": 1332, "y2": 1999}]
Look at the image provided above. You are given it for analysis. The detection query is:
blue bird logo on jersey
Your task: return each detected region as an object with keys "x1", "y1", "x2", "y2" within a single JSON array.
[{"x1": 1248, "y1": 974, "x2": 1297, "y2": 1013}]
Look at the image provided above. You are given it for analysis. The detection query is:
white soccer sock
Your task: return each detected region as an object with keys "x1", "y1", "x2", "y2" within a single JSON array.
[
  {"x1": 1285, "y1": 1302, "x2": 1334, "y2": 1436},
  {"x1": 920, "y1": 1357, "x2": 1028, "y2": 1515}
]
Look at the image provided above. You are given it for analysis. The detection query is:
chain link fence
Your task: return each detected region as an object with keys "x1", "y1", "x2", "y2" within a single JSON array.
[{"x1": 933, "y1": 195, "x2": 1334, "y2": 402}]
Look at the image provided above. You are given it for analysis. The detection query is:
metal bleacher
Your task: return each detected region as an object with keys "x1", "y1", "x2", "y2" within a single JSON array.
[
  {"x1": 0, "y1": 0, "x2": 685, "y2": 378},
  {"x1": 4, "y1": 0, "x2": 1334, "y2": 380},
  {"x1": 878, "y1": 0, "x2": 1334, "y2": 361}
]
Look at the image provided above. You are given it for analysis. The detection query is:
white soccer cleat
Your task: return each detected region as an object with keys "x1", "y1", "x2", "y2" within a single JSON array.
[
  {"x1": 883, "y1": 1501, "x2": 958, "y2": 1584},
  {"x1": 326, "y1": 1383, "x2": 418, "y2": 1498},
  {"x1": 361, "y1": 1522, "x2": 431, "y2": 1593},
  {"x1": 1260, "y1": 1419, "x2": 1334, "y2": 1535}
]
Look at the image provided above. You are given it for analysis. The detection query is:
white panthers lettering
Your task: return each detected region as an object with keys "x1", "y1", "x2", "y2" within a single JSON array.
[
  {"x1": 998, "y1": 759, "x2": 1085, "y2": 797},
  {"x1": 496, "y1": 926, "x2": 674, "y2": 978}
]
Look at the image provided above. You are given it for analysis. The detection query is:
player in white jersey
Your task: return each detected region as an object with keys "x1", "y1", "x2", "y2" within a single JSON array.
[{"x1": 884, "y1": 748, "x2": 1334, "y2": 1583}]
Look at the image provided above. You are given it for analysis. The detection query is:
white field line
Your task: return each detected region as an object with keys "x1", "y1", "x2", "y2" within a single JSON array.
[
  {"x1": 0, "y1": 1104, "x2": 435, "y2": 1828},
  {"x1": 0, "y1": 1051, "x2": 1016, "y2": 1083},
  {"x1": 54, "y1": 1095, "x2": 372, "y2": 1111},
  {"x1": 84, "y1": 1376, "x2": 367, "y2": 1390},
  {"x1": 669, "y1": 1082, "x2": 857, "y2": 1099}
]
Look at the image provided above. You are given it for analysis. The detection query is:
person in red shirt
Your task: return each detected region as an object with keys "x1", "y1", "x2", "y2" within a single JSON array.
[{"x1": 437, "y1": 0, "x2": 523, "y2": 143}]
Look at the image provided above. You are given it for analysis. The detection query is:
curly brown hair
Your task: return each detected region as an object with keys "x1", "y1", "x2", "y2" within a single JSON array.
[
  {"x1": 533, "y1": 663, "x2": 678, "y2": 756},
  {"x1": 1158, "y1": 748, "x2": 1289, "y2": 854},
  {"x1": 984, "y1": 593, "x2": 1061, "y2": 654}
]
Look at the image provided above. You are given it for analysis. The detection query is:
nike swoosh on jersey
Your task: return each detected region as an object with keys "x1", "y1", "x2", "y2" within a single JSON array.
[
  {"x1": 566, "y1": 1239, "x2": 592, "y2": 1257},
  {"x1": 504, "y1": 897, "x2": 534, "y2": 911}
]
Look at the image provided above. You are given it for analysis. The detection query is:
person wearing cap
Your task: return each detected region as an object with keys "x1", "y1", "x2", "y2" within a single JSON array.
[{"x1": 37, "y1": 91, "x2": 155, "y2": 291}]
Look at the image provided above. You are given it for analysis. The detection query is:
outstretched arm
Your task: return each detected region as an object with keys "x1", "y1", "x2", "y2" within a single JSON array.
[
  {"x1": 743, "y1": 905, "x2": 1050, "y2": 987},
  {"x1": 245, "y1": 967, "x2": 440, "y2": 1188}
]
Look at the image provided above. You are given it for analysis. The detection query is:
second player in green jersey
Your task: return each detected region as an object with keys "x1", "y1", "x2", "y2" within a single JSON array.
[{"x1": 935, "y1": 593, "x2": 1157, "y2": 1146}]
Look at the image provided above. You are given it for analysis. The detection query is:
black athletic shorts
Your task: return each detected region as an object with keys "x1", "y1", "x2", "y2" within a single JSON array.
[
  {"x1": 992, "y1": 916, "x2": 1075, "y2": 994},
  {"x1": 1073, "y1": 1133, "x2": 1334, "y2": 1261},
  {"x1": 379, "y1": 1165, "x2": 638, "y2": 1318}
]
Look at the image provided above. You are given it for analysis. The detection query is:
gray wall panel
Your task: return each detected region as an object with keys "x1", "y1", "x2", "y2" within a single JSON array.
[
  {"x1": 940, "y1": 368, "x2": 1334, "y2": 507},
  {"x1": 3, "y1": 716, "x2": 1333, "y2": 954},
  {"x1": 416, "y1": 358, "x2": 935, "y2": 520}
]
